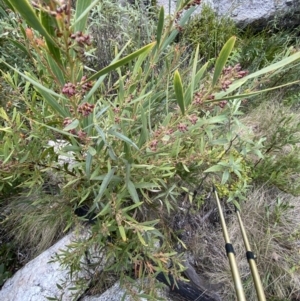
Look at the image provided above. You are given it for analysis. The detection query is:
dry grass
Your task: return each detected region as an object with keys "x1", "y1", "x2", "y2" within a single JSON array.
[
  {"x1": 187, "y1": 186, "x2": 300, "y2": 301},
  {"x1": 1, "y1": 191, "x2": 72, "y2": 262}
]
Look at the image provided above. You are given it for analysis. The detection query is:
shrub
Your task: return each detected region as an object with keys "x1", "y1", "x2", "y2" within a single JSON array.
[
  {"x1": 242, "y1": 101, "x2": 300, "y2": 195},
  {"x1": 0, "y1": 0, "x2": 300, "y2": 299},
  {"x1": 180, "y1": 4, "x2": 237, "y2": 61}
]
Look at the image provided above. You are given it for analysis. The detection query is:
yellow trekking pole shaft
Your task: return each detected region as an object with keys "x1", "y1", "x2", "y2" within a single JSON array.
[
  {"x1": 235, "y1": 208, "x2": 266, "y2": 301},
  {"x1": 213, "y1": 188, "x2": 246, "y2": 301}
]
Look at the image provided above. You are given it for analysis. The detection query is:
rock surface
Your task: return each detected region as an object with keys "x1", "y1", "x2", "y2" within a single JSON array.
[
  {"x1": 0, "y1": 232, "x2": 89, "y2": 301},
  {"x1": 81, "y1": 281, "x2": 173, "y2": 301},
  {"x1": 157, "y1": 0, "x2": 300, "y2": 29}
]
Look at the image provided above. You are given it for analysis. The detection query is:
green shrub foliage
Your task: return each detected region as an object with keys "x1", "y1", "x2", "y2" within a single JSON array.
[
  {"x1": 1, "y1": 0, "x2": 300, "y2": 299},
  {"x1": 180, "y1": 4, "x2": 237, "y2": 60}
]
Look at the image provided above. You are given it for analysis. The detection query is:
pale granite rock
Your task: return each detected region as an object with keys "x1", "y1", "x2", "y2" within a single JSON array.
[
  {"x1": 0, "y1": 232, "x2": 93, "y2": 301},
  {"x1": 157, "y1": 0, "x2": 300, "y2": 29}
]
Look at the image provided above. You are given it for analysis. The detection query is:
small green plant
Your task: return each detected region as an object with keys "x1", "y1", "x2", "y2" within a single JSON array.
[
  {"x1": 0, "y1": 242, "x2": 14, "y2": 287},
  {"x1": 180, "y1": 4, "x2": 237, "y2": 60},
  {"x1": 243, "y1": 101, "x2": 300, "y2": 195}
]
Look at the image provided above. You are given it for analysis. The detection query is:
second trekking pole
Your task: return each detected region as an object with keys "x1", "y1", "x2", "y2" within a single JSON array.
[{"x1": 213, "y1": 186, "x2": 246, "y2": 301}]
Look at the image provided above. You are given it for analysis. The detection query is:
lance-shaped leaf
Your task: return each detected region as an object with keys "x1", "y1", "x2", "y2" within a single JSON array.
[
  {"x1": 127, "y1": 180, "x2": 140, "y2": 204},
  {"x1": 72, "y1": 0, "x2": 98, "y2": 32},
  {"x1": 119, "y1": 225, "x2": 127, "y2": 242},
  {"x1": 215, "y1": 50, "x2": 300, "y2": 100},
  {"x1": 40, "y1": 11, "x2": 62, "y2": 65},
  {"x1": 212, "y1": 36, "x2": 236, "y2": 87},
  {"x1": 174, "y1": 70, "x2": 185, "y2": 115},
  {"x1": 94, "y1": 168, "x2": 116, "y2": 204},
  {"x1": 7, "y1": 0, "x2": 56, "y2": 46},
  {"x1": 2, "y1": 0, "x2": 14, "y2": 11},
  {"x1": 187, "y1": 44, "x2": 199, "y2": 105},
  {"x1": 63, "y1": 119, "x2": 79, "y2": 131},
  {"x1": 161, "y1": 6, "x2": 196, "y2": 51},
  {"x1": 156, "y1": 6, "x2": 164, "y2": 47},
  {"x1": 215, "y1": 79, "x2": 300, "y2": 101},
  {"x1": 108, "y1": 128, "x2": 139, "y2": 150},
  {"x1": 87, "y1": 42, "x2": 155, "y2": 82}
]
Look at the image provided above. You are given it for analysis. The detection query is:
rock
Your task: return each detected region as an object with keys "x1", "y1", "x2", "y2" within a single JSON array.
[
  {"x1": 156, "y1": 0, "x2": 300, "y2": 30},
  {"x1": 0, "y1": 232, "x2": 93, "y2": 301},
  {"x1": 81, "y1": 281, "x2": 173, "y2": 301}
]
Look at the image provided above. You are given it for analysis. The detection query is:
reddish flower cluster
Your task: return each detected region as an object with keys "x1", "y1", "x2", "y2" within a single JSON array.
[
  {"x1": 153, "y1": 126, "x2": 174, "y2": 138},
  {"x1": 77, "y1": 102, "x2": 95, "y2": 116},
  {"x1": 223, "y1": 63, "x2": 249, "y2": 78},
  {"x1": 178, "y1": 123, "x2": 188, "y2": 132},
  {"x1": 221, "y1": 79, "x2": 232, "y2": 91},
  {"x1": 62, "y1": 82, "x2": 76, "y2": 97},
  {"x1": 62, "y1": 118, "x2": 88, "y2": 142},
  {"x1": 220, "y1": 64, "x2": 248, "y2": 92},
  {"x1": 77, "y1": 130, "x2": 87, "y2": 141},
  {"x1": 192, "y1": 91, "x2": 215, "y2": 105},
  {"x1": 193, "y1": 92, "x2": 203, "y2": 105},
  {"x1": 149, "y1": 140, "x2": 158, "y2": 152},
  {"x1": 70, "y1": 31, "x2": 92, "y2": 46},
  {"x1": 188, "y1": 114, "x2": 198, "y2": 125},
  {"x1": 218, "y1": 100, "x2": 228, "y2": 108},
  {"x1": 185, "y1": 0, "x2": 202, "y2": 10},
  {"x1": 31, "y1": 1, "x2": 70, "y2": 17},
  {"x1": 63, "y1": 117, "x2": 76, "y2": 134},
  {"x1": 80, "y1": 76, "x2": 93, "y2": 92},
  {"x1": 56, "y1": 3, "x2": 69, "y2": 15},
  {"x1": 113, "y1": 106, "x2": 121, "y2": 114}
]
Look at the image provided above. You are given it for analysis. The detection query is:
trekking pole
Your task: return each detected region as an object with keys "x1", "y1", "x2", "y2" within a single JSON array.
[
  {"x1": 213, "y1": 186, "x2": 246, "y2": 301},
  {"x1": 235, "y1": 206, "x2": 266, "y2": 301}
]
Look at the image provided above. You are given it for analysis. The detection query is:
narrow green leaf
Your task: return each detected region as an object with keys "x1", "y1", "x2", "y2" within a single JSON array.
[
  {"x1": 109, "y1": 129, "x2": 139, "y2": 150},
  {"x1": 137, "y1": 232, "x2": 148, "y2": 246},
  {"x1": 0, "y1": 127, "x2": 12, "y2": 133},
  {"x1": 2, "y1": 0, "x2": 14, "y2": 11},
  {"x1": 215, "y1": 79, "x2": 300, "y2": 101},
  {"x1": 246, "y1": 50, "x2": 300, "y2": 80},
  {"x1": 119, "y1": 225, "x2": 127, "y2": 242},
  {"x1": 138, "y1": 106, "x2": 148, "y2": 147},
  {"x1": 85, "y1": 152, "x2": 92, "y2": 180},
  {"x1": 122, "y1": 202, "x2": 143, "y2": 213},
  {"x1": 3, "y1": 148, "x2": 13, "y2": 164},
  {"x1": 1, "y1": 61, "x2": 68, "y2": 100},
  {"x1": 87, "y1": 42, "x2": 155, "y2": 82},
  {"x1": 156, "y1": 6, "x2": 164, "y2": 46},
  {"x1": 212, "y1": 36, "x2": 236, "y2": 87},
  {"x1": 215, "y1": 51, "x2": 300, "y2": 99},
  {"x1": 88, "y1": 146, "x2": 97, "y2": 156},
  {"x1": 8, "y1": 39, "x2": 29, "y2": 56},
  {"x1": 95, "y1": 202, "x2": 110, "y2": 217},
  {"x1": 205, "y1": 115, "x2": 228, "y2": 124},
  {"x1": 204, "y1": 165, "x2": 224, "y2": 173},
  {"x1": 37, "y1": 89, "x2": 68, "y2": 117},
  {"x1": 187, "y1": 44, "x2": 199, "y2": 106},
  {"x1": 94, "y1": 168, "x2": 116, "y2": 203},
  {"x1": 221, "y1": 170, "x2": 230, "y2": 184},
  {"x1": 174, "y1": 70, "x2": 185, "y2": 115},
  {"x1": 46, "y1": 53, "x2": 65, "y2": 85},
  {"x1": 40, "y1": 11, "x2": 62, "y2": 64},
  {"x1": 8, "y1": 0, "x2": 56, "y2": 45},
  {"x1": 185, "y1": 61, "x2": 209, "y2": 106},
  {"x1": 63, "y1": 119, "x2": 79, "y2": 131},
  {"x1": 72, "y1": 0, "x2": 93, "y2": 32},
  {"x1": 161, "y1": 6, "x2": 196, "y2": 51},
  {"x1": 127, "y1": 180, "x2": 140, "y2": 204},
  {"x1": 0, "y1": 108, "x2": 9, "y2": 121}
]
